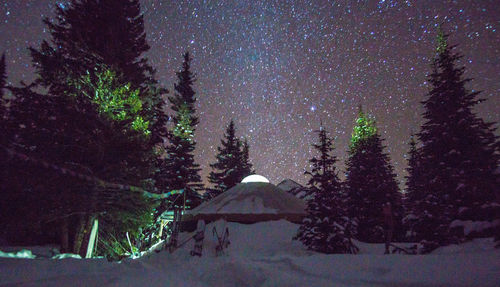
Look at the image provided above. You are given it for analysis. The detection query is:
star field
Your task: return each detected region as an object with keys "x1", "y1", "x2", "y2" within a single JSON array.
[{"x1": 1, "y1": 0, "x2": 499, "y2": 186}]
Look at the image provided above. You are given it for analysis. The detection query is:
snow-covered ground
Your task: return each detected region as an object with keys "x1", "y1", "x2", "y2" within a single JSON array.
[{"x1": 1, "y1": 220, "x2": 499, "y2": 286}]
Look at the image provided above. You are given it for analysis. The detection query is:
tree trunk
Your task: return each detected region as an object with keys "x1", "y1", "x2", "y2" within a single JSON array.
[
  {"x1": 60, "y1": 217, "x2": 69, "y2": 253},
  {"x1": 78, "y1": 215, "x2": 95, "y2": 257},
  {"x1": 85, "y1": 218, "x2": 98, "y2": 258},
  {"x1": 73, "y1": 214, "x2": 86, "y2": 254}
]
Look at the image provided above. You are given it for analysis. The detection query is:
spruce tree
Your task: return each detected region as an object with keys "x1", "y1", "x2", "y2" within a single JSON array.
[
  {"x1": 4, "y1": 68, "x2": 155, "y2": 257},
  {"x1": 29, "y1": 0, "x2": 153, "y2": 93},
  {"x1": 206, "y1": 120, "x2": 252, "y2": 200},
  {"x1": 344, "y1": 107, "x2": 402, "y2": 242},
  {"x1": 402, "y1": 134, "x2": 422, "y2": 240},
  {"x1": 405, "y1": 135, "x2": 420, "y2": 200},
  {"x1": 413, "y1": 29, "x2": 499, "y2": 250},
  {"x1": 239, "y1": 138, "x2": 254, "y2": 178},
  {"x1": 0, "y1": 53, "x2": 6, "y2": 136},
  {"x1": 28, "y1": 0, "x2": 166, "y2": 146},
  {"x1": 163, "y1": 52, "x2": 203, "y2": 209},
  {"x1": 295, "y1": 124, "x2": 358, "y2": 254},
  {"x1": 0, "y1": 53, "x2": 9, "y2": 239},
  {"x1": 0, "y1": 53, "x2": 5, "y2": 99},
  {"x1": 2, "y1": 0, "x2": 162, "y2": 256}
]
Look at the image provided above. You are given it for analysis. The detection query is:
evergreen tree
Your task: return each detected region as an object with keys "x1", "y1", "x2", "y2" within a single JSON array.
[
  {"x1": 2, "y1": 0, "x2": 167, "y2": 257},
  {"x1": 295, "y1": 124, "x2": 358, "y2": 254},
  {"x1": 2, "y1": 0, "x2": 163, "y2": 256},
  {"x1": 0, "y1": 53, "x2": 6, "y2": 137},
  {"x1": 0, "y1": 53, "x2": 9, "y2": 235},
  {"x1": 29, "y1": 0, "x2": 153, "y2": 93},
  {"x1": 162, "y1": 52, "x2": 203, "y2": 210},
  {"x1": 28, "y1": 0, "x2": 166, "y2": 146},
  {"x1": 344, "y1": 107, "x2": 402, "y2": 242},
  {"x1": 405, "y1": 135, "x2": 420, "y2": 200},
  {"x1": 413, "y1": 29, "x2": 499, "y2": 251},
  {"x1": 239, "y1": 138, "x2": 254, "y2": 178},
  {"x1": 3, "y1": 68, "x2": 155, "y2": 258},
  {"x1": 206, "y1": 120, "x2": 253, "y2": 200},
  {"x1": 0, "y1": 53, "x2": 5, "y2": 99},
  {"x1": 402, "y1": 134, "x2": 423, "y2": 240}
]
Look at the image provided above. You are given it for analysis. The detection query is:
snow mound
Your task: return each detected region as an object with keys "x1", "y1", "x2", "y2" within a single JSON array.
[
  {"x1": 52, "y1": 253, "x2": 83, "y2": 259},
  {"x1": 0, "y1": 249, "x2": 36, "y2": 259},
  {"x1": 450, "y1": 219, "x2": 500, "y2": 236},
  {"x1": 0, "y1": 221, "x2": 499, "y2": 286}
]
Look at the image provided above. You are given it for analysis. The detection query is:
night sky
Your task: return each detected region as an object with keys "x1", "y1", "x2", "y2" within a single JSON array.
[{"x1": 1, "y1": 0, "x2": 499, "y2": 187}]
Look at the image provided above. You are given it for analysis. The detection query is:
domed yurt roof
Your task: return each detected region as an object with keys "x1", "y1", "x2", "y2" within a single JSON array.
[{"x1": 184, "y1": 179, "x2": 306, "y2": 223}]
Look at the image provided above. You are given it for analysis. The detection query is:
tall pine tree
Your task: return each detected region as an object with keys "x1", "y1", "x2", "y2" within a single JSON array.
[
  {"x1": 30, "y1": 0, "x2": 153, "y2": 93},
  {"x1": 412, "y1": 29, "x2": 499, "y2": 251},
  {"x1": 1, "y1": 1, "x2": 160, "y2": 258},
  {"x1": 0, "y1": 53, "x2": 5, "y2": 99},
  {"x1": 206, "y1": 120, "x2": 253, "y2": 200},
  {"x1": 4, "y1": 68, "x2": 155, "y2": 258},
  {"x1": 162, "y1": 52, "x2": 203, "y2": 210},
  {"x1": 295, "y1": 124, "x2": 358, "y2": 254},
  {"x1": 344, "y1": 107, "x2": 402, "y2": 242},
  {"x1": 28, "y1": 0, "x2": 167, "y2": 146},
  {"x1": 402, "y1": 134, "x2": 422, "y2": 240},
  {"x1": 239, "y1": 138, "x2": 254, "y2": 178},
  {"x1": 0, "y1": 53, "x2": 9, "y2": 235}
]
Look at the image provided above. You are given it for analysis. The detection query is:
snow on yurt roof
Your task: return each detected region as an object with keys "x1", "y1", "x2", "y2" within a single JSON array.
[
  {"x1": 241, "y1": 174, "x2": 269, "y2": 183},
  {"x1": 186, "y1": 182, "x2": 306, "y2": 217}
]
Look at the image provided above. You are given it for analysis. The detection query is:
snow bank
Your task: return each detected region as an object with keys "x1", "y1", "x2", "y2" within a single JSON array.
[
  {"x1": 0, "y1": 245, "x2": 59, "y2": 258},
  {"x1": 1, "y1": 221, "x2": 499, "y2": 286},
  {"x1": 450, "y1": 219, "x2": 500, "y2": 236},
  {"x1": 0, "y1": 249, "x2": 36, "y2": 259},
  {"x1": 52, "y1": 253, "x2": 83, "y2": 259}
]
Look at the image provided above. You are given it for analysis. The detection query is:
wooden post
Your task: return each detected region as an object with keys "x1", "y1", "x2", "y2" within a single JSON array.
[
  {"x1": 85, "y1": 218, "x2": 98, "y2": 258},
  {"x1": 183, "y1": 190, "x2": 186, "y2": 213},
  {"x1": 158, "y1": 220, "x2": 164, "y2": 239},
  {"x1": 126, "y1": 231, "x2": 134, "y2": 255}
]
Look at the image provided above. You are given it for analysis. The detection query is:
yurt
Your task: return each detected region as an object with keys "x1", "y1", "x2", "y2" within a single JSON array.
[{"x1": 183, "y1": 175, "x2": 307, "y2": 224}]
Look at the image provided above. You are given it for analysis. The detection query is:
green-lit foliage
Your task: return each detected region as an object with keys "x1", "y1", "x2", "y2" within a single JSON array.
[
  {"x1": 436, "y1": 26, "x2": 447, "y2": 54},
  {"x1": 172, "y1": 103, "x2": 194, "y2": 140},
  {"x1": 350, "y1": 107, "x2": 377, "y2": 149},
  {"x1": 74, "y1": 68, "x2": 150, "y2": 134}
]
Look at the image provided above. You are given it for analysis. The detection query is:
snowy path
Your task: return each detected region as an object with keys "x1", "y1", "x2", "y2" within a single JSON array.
[{"x1": 1, "y1": 221, "x2": 499, "y2": 286}]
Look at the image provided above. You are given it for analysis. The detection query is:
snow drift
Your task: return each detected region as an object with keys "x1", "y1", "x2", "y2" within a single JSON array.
[{"x1": 1, "y1": 220, "x2": 499, "y2": 287}]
